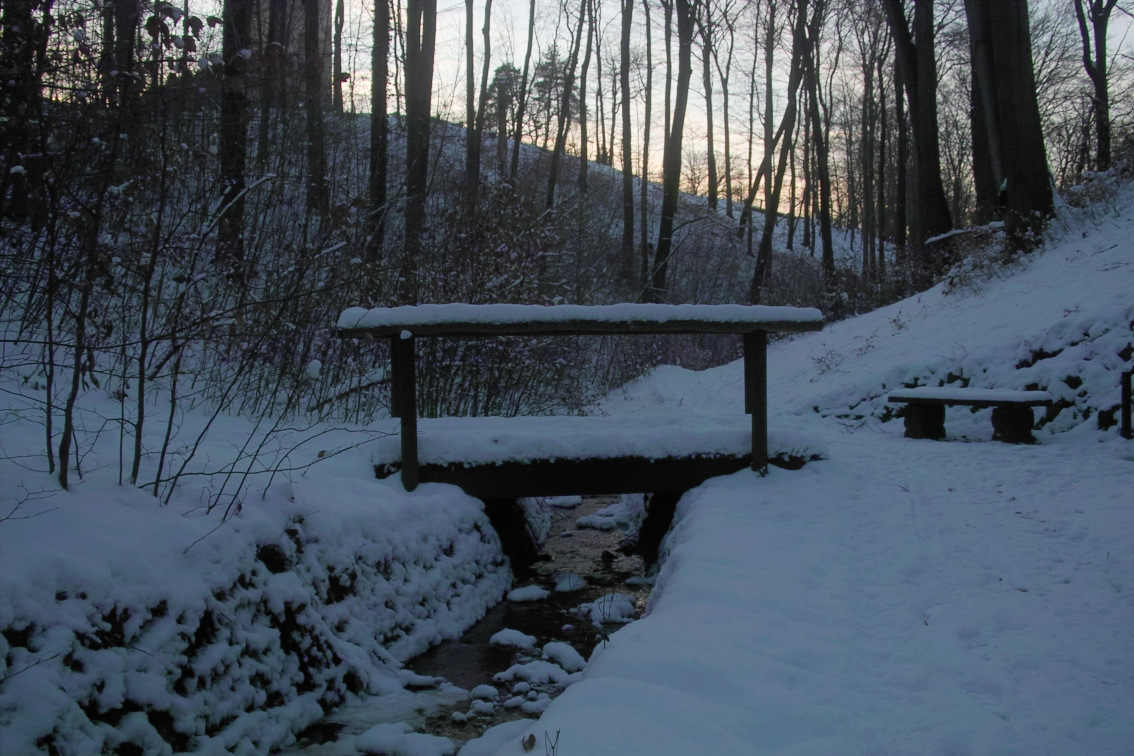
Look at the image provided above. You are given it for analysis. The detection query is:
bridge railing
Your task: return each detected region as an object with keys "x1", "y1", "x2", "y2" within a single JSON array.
[{"x1": 337, "y1": 303, "x2": 825, "y2": 491}]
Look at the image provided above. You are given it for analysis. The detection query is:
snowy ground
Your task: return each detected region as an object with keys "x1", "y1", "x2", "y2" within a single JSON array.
[{"x1": 471, "y1": 185, "x2": 1134, "y2": 754}]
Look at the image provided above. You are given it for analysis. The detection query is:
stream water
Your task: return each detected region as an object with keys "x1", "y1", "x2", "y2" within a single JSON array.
[{"x1": 285, "y1": 495, "x2": 653, "y2": 754}]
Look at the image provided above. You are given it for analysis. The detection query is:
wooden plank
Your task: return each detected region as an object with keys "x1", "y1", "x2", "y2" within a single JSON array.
[
  {"x1": 375, "y1": 455, "x2": 754, "y2": 499},
  {"x1": 888, "y1": 396, "x2": 1052, "y2": 409},
  {"x1": 390, "y1": 336, "x2": 419, "y2": 490}
]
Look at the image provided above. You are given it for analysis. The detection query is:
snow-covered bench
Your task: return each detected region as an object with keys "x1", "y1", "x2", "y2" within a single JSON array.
[
  {"x1": 338, "y1": 303, "x2": 824, "y2": 494},
  {"x1": 887, "y1": 387, "x2": 1053, "y2": 443}
]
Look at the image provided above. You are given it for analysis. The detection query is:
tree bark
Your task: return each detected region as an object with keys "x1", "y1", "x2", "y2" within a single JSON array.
[
  {"x1": 404, "y1": 0, "x2": 438, "y2": 302},
  {"x1": 545, "y1": 0, "x2": 587, "y2": 209},
  {"x1": 640, "y1": 0, "x2": 654, "y2": 286},
  {"x1": 965, "y1": 0, "x2": 1053, "y2": 247},
  {"x1": 621, "y1": 0, "x2": 635, "y2": 277},
  {"x1": 334, "y1": 0, "x2": 345, "y2": 113},
  {"x1": 700, "y1": 9, "x2": 718, "y2": 209},
  {"x1": 509, "y1": 0, "x2": 537, "y2": 181},
  {"x1": 578, "y1": 0, "x2": 595, "y2": 191},
  {"x1": 646, "y1": 0, "x2": 693, "y2": 302},
  {"x1": 217, "y1": 0, "x2": 251, "y2": 269},
  {"x1": 750, "y1": 0, "x2": 808, "y2": 305},
  {"x1": 303, "y1": 0, "x2": 329, "y2": 217},
  {"x1": 1072, "y1": 0, "x2": 1117, "y2": 171},
  {"x1": 368, "y1": 0, "x2": 390, "y2": 261},
  {"x1": 882, "y1": 0, "x2": 952, "y2": 265},
  {"x1": 465, "y1": 0, "x2": 493, "y2": 206}
]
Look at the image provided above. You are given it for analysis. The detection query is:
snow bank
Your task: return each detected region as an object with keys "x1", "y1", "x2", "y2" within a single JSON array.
[{"x1": 0, "y1": 451, "x2": 509, "y2": 755}]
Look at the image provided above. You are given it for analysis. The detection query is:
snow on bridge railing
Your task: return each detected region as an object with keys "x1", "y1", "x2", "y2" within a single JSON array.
[{"x1": 337, "y1": 303, "x2": 825, "y2": 337}]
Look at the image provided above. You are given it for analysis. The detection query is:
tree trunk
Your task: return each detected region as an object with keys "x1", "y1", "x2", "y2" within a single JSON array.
[
  {"x1": 894, "y1": 51, "x2": 908, "y2": 257},
  {"x1": 578, "y1": 0, "x2": 595, "y2": 191},
  {"x1": 640, "y1": 0, "x2": 653, "y2": 286},
  {"x1": 368, "y1": 0, "x2": 390, "y2": 262},
  {"x1": 465, "y1": 0, "x2": 493, "y2": 206},
  {"x1": 750, "y1": 0, "x2": 808, "y2": 305},
  {"x1": 965, "y1": 0, "x2": 1053, "y2": 247},
  {"x1": 620, "y1": 0, "x2": 635, "y2": 278},
  {"x1": 882, "y1": 0, "x2": 952, "y2": 265},
  {"x1": 258, "y1": 0, "x2": 286, "y2": 168},
  {"x1": 545, "y1": 0, "x2": 587, "y2": 209},
  {"x1": 404, "y1": 0, "x2": 438, "y2": 302},
  {"x1": 1, "y1": 0, "x2": 49, "y2": 227},
  {"x1": 803, "y1": 0, "x2": 833, "y2": 287},
  {"x1": 713, "y1": 12, "x2": 736, "y2": 218},
  {"x1": 509, "y1": 0, "x2": 537, "y2": 181},
  {"x1": 646, "y1": 0, "x2": 693, "y2": 302},
  {"x1": 876, "y1": 49, "x2": 888, "y2": 281},
  {"x1": 334, "y1": 0, "x2": 345, "y2": 113},
  {"x1": 495, "y1": 66, "x2": 510, "y2": 175},
  {"x1": 217, "y1": 0, "x2": 251, "y2": 270},
  {"x1": 1073, "y1": 0, "x2": 1117, "y2": 171},
  {"x1": 304, "y1": 0, "x2": 329, "y2": 217},
  {"x1": 700, "y1": 12, "x2": 718, "y2": 210}
]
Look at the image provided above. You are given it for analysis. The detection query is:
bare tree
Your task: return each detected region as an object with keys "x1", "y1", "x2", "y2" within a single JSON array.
[
  {"x1": 578, "y1": 0, "x2": 596, "y2": 190},
  {"x1": 304, "y1": 0, "x2": 330, "y2": 217},
  {"x1": 1073, "y1": 0, "x2": 1119, "y2": 171},
  {"x1": 368, "y1": 0, "x2": 391, "y2": 262},
  {"x1": 404, "y1": 0, "x2": 438, "y2": 302},
  {"x1": 545, "y1": 0, "x2": 588, "y2": 209},
  {"x1": 334, "y1": 0, "x2": 346, "y2": 113},
  {"x1": 621, "y1": 0, "x2": 636, "y2": 277},
  {"x1": 510, "y1": 0, "x2": 538, "y2": 181},
  {"x1": 218, "y1": 0, "x2": 252, "y2": 269},
  {"x1": 641, "y1": 0, "x2": 655, "y2": 284},
  {"x1": 698, "y1": 4, "x2": 719, "y2": 209},
  {"x1": 646, "y1": 0, "x2": 694, "y2": 302},
  {"x1": 465, "y1": 0, "x2": 493, "y2": 206}
]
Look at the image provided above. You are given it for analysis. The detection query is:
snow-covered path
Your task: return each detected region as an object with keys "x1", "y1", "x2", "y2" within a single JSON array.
[{"x1": 487, "y1": 429, "x2": 1133, "y2": 755}]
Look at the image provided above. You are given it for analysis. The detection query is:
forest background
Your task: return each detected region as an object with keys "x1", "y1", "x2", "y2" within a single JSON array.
[{"x1": 2, "y1": 0, "x2": 1132, "y2": 496}]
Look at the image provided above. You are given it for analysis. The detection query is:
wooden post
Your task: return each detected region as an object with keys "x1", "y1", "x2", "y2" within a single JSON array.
[
  {"x1": 744, "y1": 331, "x2": 768, "y2": 475},
  {"x1": 388, "y1": 339, "x2": 402, "y2": 419},
  {"x1": 390, "y1": 334, "x2": 419, "y2": 490},
  {"x1": 1122, "y1": 370, "x2": 1133, "y2": 440}
]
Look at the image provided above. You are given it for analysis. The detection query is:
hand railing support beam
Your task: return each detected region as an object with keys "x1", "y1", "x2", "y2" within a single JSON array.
[
  {"x1": 744, "y1": 331, "x2": 768, "y2": 475},
  {"x1": 390, "y1": 334, "x2": 419, "y2": 490}
]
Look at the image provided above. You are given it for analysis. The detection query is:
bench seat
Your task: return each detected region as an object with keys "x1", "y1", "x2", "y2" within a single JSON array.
[{"x1": 887, "y1": 387, "x2": 1053, "y2": 443}]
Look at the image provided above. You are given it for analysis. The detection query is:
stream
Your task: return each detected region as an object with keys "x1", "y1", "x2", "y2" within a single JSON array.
[{"x1": 285, "y1": 495, "x2": 654, "y2": 754}]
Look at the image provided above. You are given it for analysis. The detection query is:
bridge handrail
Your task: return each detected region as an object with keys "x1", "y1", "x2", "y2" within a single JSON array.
[{"x1": 337, "y1": 303, "x2": 824, "y2": 337}]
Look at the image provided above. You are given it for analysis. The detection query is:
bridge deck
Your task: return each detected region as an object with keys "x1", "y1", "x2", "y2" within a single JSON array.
[{"x1": 367, "y1": 416, "x2": 825, "y2": 497}]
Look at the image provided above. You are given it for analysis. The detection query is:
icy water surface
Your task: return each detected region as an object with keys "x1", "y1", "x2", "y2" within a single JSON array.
[{"x1": 285, "y1": 495, "x2": 653, "y2": 754}]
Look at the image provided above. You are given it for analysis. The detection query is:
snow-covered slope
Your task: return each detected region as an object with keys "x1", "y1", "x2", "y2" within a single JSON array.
[
  {"x1": 603, "y1": 184, "x2": 1134, "y2": 442},
  {"x1": 476, "y1": 183, "x2": 1134, "y2": 754}
]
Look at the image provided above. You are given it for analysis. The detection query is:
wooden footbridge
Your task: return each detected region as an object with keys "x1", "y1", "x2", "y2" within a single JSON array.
[{"x1": 337, "y1": 303, "x2": 824, "y2": 500}]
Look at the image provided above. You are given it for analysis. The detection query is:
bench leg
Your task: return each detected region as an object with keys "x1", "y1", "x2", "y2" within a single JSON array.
[
  {"x1": 992, "y1": 405, "x2": 1036, "y2": 444},
  {"x1": 903, "y1": 404, "x2": 946, "y2": 439}
]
